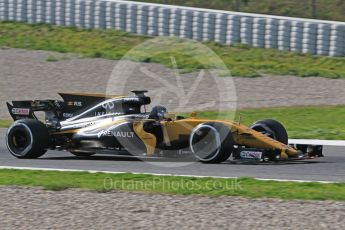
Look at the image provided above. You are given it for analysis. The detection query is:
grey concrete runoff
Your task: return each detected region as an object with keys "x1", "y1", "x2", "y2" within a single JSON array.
[{"x1": 1, "y1": 186, "x2": 345, "y2": 230}]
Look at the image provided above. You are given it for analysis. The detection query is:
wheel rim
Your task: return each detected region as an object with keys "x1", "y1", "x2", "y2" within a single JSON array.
[
  {"x1": 190, "y1": 125, "x2": 221, "y2": 161},
  {"x1": 6, "y1": 124, "x2": 33, "y2": 156},
  {"x1": 12, "y1": 130, "x2": 29, "y2": 149}
]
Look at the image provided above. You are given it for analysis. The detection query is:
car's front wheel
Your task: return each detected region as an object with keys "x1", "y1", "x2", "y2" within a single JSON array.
[
  {"x1": 250, "y1": 119, "x2": 288, "y2": 144},
  {"x1": 190, "y1": 123, "x2": 234, "y2": 164},
  {"x1": 6, "y1": 119, "x2": 49, "y2": 159}
]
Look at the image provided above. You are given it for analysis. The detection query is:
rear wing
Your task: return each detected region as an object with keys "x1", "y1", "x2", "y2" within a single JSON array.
[
  {"x1": 6, "y1": 100, "x2": 63, "y2": 121},
  {"x1": 6, "y1": 93, "x2": 123, "y2": 122},
  {"x1": 7, "y1": 91, "x2": 150, "y2": 122}
]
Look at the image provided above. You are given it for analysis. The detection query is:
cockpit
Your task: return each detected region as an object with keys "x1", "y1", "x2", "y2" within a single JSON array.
[{"x1": 148, "y1": 106, "x2": 167, "y2": 120}]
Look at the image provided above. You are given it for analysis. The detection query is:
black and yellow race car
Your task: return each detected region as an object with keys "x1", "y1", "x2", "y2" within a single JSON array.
[{"x1": 5, "y1": 90, "x2": 323, "y2": 163}]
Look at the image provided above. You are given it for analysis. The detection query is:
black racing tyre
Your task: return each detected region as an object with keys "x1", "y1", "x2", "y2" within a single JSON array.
[
  {"x1": 250, "y1": 119, "x2": 288, "y2": 144},
  {"x1": 70, "y1": 151, "x2": 95, "y2": 157},
  {"x1": 6, "y1": 119, "x2": 49, "y2": 159},
  {"x1": 190, "y1": 123, "x2": 234, "y2": 164}
]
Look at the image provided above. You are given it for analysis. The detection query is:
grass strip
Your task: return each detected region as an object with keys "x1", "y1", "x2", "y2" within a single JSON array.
[
  {"x1": 0, "y1": 21, "x2": 345, "y2": 78},
  {"x1": 0, "y1": 120, "x2": 11, "y2": 128},
  {"x1": 0, "y1": 169, "x2": 344, "y2": 201}
]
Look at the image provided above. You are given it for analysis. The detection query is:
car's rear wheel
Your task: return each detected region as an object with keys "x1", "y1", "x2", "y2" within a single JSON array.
[
  {"x1": 70, "y1": 151, "x2": 95, "y2": 157},
  {"x1": 6, "y1": 119, "x2": 49, "y2": 159},
  {"x1": 190, "y1": 123, "x2": 234, "y2": 164},
  {"x1": 250, "y1": 119, "x2": 288, "y2": 144}
]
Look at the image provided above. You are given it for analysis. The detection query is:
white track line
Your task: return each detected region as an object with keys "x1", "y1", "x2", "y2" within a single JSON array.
[
  {"x1": 0, "y1": 128, "x2": 343, "y2": 183},
  {"x1": 0, "y1": 166, "x2": 338, "y2": 184},
  {"x1": 289, "y1": 139, "x2": 345, "y2": 146}
]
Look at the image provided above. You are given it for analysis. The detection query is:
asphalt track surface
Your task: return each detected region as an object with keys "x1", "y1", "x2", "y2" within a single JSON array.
[{"x1": 1, "y1": 129, "x2": 345, "y2": 182}]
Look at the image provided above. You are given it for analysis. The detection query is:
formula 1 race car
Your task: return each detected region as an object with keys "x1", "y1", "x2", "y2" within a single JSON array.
[{"x1": 6, "y1": 90, "x2": 323, "y2": 163}]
